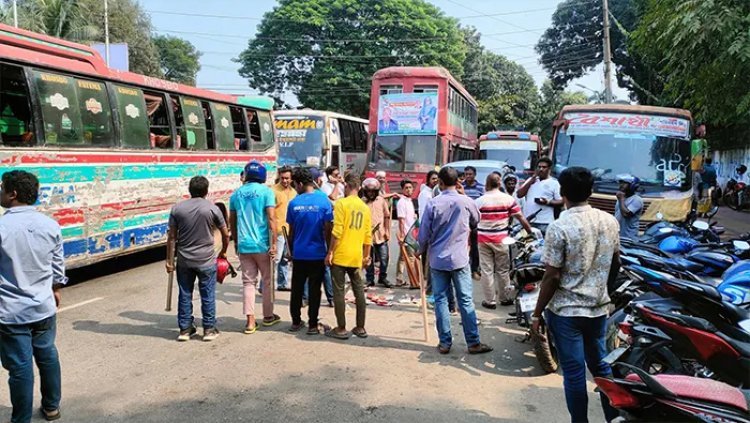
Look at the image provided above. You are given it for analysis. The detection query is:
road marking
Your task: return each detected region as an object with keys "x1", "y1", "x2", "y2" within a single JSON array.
[{"x1": 58, "y1": 297, "x2": 104, "y2": 313}]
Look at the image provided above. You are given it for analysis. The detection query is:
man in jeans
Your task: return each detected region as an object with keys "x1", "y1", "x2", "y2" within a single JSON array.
[
  {"x1": 0, "y1": 170, "x2": 66, "y2": 422},
  {"x1": 363, "y1": 178, "x2": 391, "y2": 288},
  {"x1": 326, "y1": 174, "x2": 372, "y2": 340},
  {"x1": 417, "y1": 167, "x2": 493, "y2": 355},
  {"x1": 395, "y1": 179, "x2": 415, "y2": 287},
  {"x1": 286, "y1": 168, "x2": 333, "y2": 334},
  {"x1": 273, "y1": 166, "x2": 296, "y2": 291},
  {"x1": 531, "y1": 167, "x2": 620, "y2": 423},
  {"x1": 230, "y1": 161, "x2": 279, "y2": 333},
  {"x1": 167, "y1": 176, "x2": 230, "y2": 342},
  {"x1": 517, "y1": 157, "x2": 562, "y2": 234}
]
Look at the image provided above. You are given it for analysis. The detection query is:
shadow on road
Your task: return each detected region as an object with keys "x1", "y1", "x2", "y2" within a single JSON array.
[{"x1": 65, "y1": 248, "x2": 166, "y2": 286}]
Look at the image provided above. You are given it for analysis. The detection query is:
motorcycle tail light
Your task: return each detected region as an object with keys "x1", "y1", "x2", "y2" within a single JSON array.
[
  {"x1": 618, "y1": 322, "x2": 634, "y2": 336},
  {"x1": 523, "y1": 283, "x2": 537, "y2": 292},
  {"x1": 594, "y1": 377, "x2": 640, "y2": 408}
]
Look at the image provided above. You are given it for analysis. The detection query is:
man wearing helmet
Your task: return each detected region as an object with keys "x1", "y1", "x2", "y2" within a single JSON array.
[
  {"x1": 615, "y1": 175, "x2": 644, "y2": 239},
  {"x1": 167, "y1": 176, "x2": 230, "y2": 342},
  {"x1": 363, "y1": 177, "x2": 392, "y2": 288}
]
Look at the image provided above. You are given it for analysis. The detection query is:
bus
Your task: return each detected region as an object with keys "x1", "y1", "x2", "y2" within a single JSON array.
[
  {"x1": 550, "y1": 104, "x2": 695, "y2": 228},
  {"x1": 479, "y1": 131, "x2": 541, "y2": 180},
  {"x1": 0, "y1": 24, "x2": 276, "y2": 268},
  {"x1": 273, "y1": 110, "x2": 368, "y2": 176},
  {"x1": 367, "y1": 66, "x2": 478, "y2": 194}
]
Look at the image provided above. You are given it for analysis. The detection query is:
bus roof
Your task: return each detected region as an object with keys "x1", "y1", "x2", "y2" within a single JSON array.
[
  {"x1": 0, "y1": 23, "x2": 273, "y2": 109},
  {"x1": 479, "y1": 131, "x2": 540, "y2": 142},
  {"x1": 273, "y1": 109, "x2": 367, "y2": 124},
  {"x1": 372, "y1": 66, "x2": 477, "y2": 106},
  {"x1": 559, "y1": 104, "x2": 692, "y2": 120},
  {"x1": 237, "y1": 96, "x2": 274, "y2": 111}
]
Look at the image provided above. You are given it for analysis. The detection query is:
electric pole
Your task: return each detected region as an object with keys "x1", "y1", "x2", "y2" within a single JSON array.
[
  {"x1": 12, "y1": 0, "x2": 18, "y2": 28},
  {"x1": 602, "y1": 0, "x2": 614, "y2": 103},
  {"x1": 104, "y1": 0, "x2": 110, "y2": 66}
]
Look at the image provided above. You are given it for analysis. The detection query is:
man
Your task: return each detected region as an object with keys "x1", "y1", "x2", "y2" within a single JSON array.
[
  {"x1": 378, "y1": 107, "x2": 399, "y2": 133},
  {"x1": 0, "y1": 170, "x2": 65, "y2": 422},
  {"x1": 396, "y1": 179, "x2": 416, "y2": 287},
  {"x1": 530, "y1": 167, "x2": 620, "y2": 423},
  {"x1": 475, "y1": 173, "x2": 535, "y2": 309},
  {"x1": 286, "y1": 168, "x2": 333, "y2": 334},
  {"x1": 167, "y1": 176, "x2": 230, "y2": 342},
  {"x1": 363, "y1": 178, "x2": 392, "y2": 288},
  {"x1": 322, "y1": 166, "x2": 344, "y2": 202},
  {"x1": 273, "y1": 166, "x2": 296, "y2": 291},
  {"x1": 326, "y1": 174, "x2": 372, "y2": 339},
  {"x1": 517, "y1": 157, "x2": 562, "y2": 234},
  {"x1": 462, "y1": 166, "x2": 484, "y2": 279},
  {"x1": 502, "y1": 173, "x2": 525, "y2": 211},
  {"x1": 230, "y1": 161, "x2": 279, "y2": 333},
  {"x1": 418, "y1": 170, "x2": 439, "y2": 218},
  {"x1": 309, "y1": 167, "x2": 335, "y2": 307},
  {"x1": 615, "y1": 175, "x2": 644, "y2": 239},
  {"x1": 417, "y1": 167, "x2": 493, "y2": 355},
  {"x1": 376, "y1": 171, "x2": 398, "y2": 200}
]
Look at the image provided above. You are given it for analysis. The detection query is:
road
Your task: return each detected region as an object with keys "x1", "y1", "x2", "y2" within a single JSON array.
[
  {"x1": 716, "y1": 206, "x2": 750, "y2": 239},
  {"x1": 0, "y1": 226, "x2": 606, "y2": 423}
]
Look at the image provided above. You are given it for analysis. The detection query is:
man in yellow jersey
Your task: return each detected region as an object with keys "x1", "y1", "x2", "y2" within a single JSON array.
[{"x1": 325, "y1": 174, "x2": 372, "y2": 340}]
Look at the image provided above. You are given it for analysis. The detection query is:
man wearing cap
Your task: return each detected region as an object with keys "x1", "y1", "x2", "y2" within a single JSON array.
[
  {"x1": 230, "y1": 161, "x2": 279, "y2": 333},
  {"x1": 363, "y1": 177, "x2": 392, "y2": 288},
  {"x1": 615, "y1": 175, "x2": 643, "y2": 239},
  {"x1": 375, "y1": 171, "x2": 398, "y2": 200}
]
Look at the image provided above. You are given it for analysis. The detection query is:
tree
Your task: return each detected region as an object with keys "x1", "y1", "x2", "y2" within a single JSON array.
[
  {"x1": 533, "y1": 80, "x2": 588, "y2": 142},
  {"x1": 153, "y1": 35, "x2": 201, "y2": 86},
  {"x1": 236, "y1": 0, "x2": 466, "y2": 116},
  {"x1": 1, "y1": 0, "x2": 99, "y2": 40}
]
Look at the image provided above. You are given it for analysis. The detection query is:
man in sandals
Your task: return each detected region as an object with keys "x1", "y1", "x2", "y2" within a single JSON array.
[
  {"x1": 286, "y1": 168, "x2": 333, "y2": 334},
  {"x1": 230, "y1": 161, "x2": 279, "y2": 333},
  {"x1": 326, "y1": 174, "x2": 372, "y2": 340},
  {"x1": 416, "y1": 167, "x2": 493, "y2": 355}
]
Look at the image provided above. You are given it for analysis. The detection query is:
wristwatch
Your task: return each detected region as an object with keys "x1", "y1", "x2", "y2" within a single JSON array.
[{"x1": 531, "y1": 315, "x2": 541, "y2": 322}]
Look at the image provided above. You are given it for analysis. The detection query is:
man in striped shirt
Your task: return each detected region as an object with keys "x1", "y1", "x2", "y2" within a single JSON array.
[{"x1": 475, "y1": 173, "x2": 535, "y2": 309}]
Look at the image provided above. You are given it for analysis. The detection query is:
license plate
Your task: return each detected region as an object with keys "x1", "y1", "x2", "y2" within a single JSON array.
[
  {"x1": 603, "y1": 347, "x2": 628, "y2": 365},
  {"x1": 519, "y1": 291, "x2": 539, "y2": 312}
]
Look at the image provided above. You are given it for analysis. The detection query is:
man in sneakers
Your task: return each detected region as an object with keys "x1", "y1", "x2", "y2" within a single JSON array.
[
  {"x1": 167, "y1": 176, "x2": 230, "y2": 342},
  {"x1": 273, "y1": 166, "x2": 296, "y2": 291},
  {"x1": 363, "y1": 178, "x2": 391, "y2": 288},
  {"x1": 395, "y1": 179, "x2": 416, "y2": 287}
]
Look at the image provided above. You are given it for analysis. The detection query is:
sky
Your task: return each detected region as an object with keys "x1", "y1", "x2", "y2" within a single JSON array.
[{"x1": 140, "y1": 0, "x2": 629, "y2": 104}]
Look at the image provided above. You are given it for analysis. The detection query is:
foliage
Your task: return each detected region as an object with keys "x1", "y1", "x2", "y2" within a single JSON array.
[
  {"x1": 533, "y1": 80, "x2": 588, "y2": 142},
  {"x1": 1, "y1": 0, "x2": 99, "y2": 40},
  {"x1": 236, "y1": 0, "x2": 466, "y2": 117},
  {"x1": 153, "y1": 35, "x2": 202, "y2": 86}
]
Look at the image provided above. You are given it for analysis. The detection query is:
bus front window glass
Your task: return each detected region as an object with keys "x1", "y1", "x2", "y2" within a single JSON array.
[
  {"x1": 275, "y1": 115, "x2": 324, "y2": 167},
  {"x1": 76, "y1": 78, "x2": 114, "y2": 146},
  {"x1": 371, "y1": 135, "x2": 404, "y2": 171},
  {"x1": 404, "y1": 135, "x2": 437, "y2": 172},
  {"x1": 0, "y1": 64, "x2": 35, "y2": 147},
  {"x1": 33, "y1": 70, "x2": 84, "y2": 145},
  {"x1": 113, "y1": 85, "x2": 149, "y2": 148},
  {"x1": 253, "y1": 111, "x2": 274, "y2": 152}
]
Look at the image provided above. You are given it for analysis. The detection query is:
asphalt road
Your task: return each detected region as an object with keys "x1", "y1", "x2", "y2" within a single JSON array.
[{"x1": 0, "y1": 225, "x2": 607, "y2": 423}]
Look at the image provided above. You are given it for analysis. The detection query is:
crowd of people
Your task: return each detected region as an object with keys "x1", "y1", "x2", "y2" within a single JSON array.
[{"x1": 0, "y1": 157, "x2": 655, "y2": 423}]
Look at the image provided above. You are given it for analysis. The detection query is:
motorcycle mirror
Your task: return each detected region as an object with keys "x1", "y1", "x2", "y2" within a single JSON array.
[
  {"x1": 658, "y1": 227, "x2": 673, "y2": 234},
  {"x1": 708, "y1": 206, "x2": 719, "y2": 218},
  {"x1": 655, "y1": 212, "x2": 664, "y2": 221},
  {"x1": 692, "y1": 220, "x2": 710, "y2": 231},
  {"x1": 502, "y1": 237, "x2": 517, "y2": 246},
  {"x1": 733, "y1": 240, "x2": 750, "y2": 251}
]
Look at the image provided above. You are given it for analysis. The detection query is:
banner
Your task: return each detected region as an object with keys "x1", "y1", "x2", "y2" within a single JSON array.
[
  {"x1": 377, "y1": 92, "x2": 438, "y2": 136},
  {"x1": 564, "y1": 112, "x2": 691, "y2": 140}
]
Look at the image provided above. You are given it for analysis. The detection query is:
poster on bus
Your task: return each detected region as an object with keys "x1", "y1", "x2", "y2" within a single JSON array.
[
  {"x1": 377, "y1": 92, "x2": 438, "y2": 136},
  {"x1": 564, "y1": 112, "x2": 691, "y2": 140}
]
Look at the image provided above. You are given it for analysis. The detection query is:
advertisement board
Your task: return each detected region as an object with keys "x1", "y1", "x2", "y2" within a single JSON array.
[
  {"x1": 377, "y1": 92, "x2": 438, "y2": 136},
  {"x1": 564, "y1": 112, "x2": 691, "y2": 140}
]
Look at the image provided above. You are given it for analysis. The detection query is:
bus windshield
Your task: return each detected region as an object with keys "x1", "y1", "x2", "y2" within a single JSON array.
[
  {"x1": 554, "y1": 130, "x2": 692, "y2": 195},
  {"x1": 481, "y1": 149, "x2": 534, "y2": 171},
  {"x1": 370, "y1": 135, "x2": 437, "y2": 172},
  {"x1": 275, "y1": 115, "x2": 325, "y2": 167}
]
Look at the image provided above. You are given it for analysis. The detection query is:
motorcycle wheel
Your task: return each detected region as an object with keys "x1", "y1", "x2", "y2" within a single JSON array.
[
  {"x1": 533, "y1": 320, "x2": 558, "y2": 373},
  {"x1": 615, "y1": 345, "x2": 684, "y2": 378},
  {"x1": 606, "y1": 309, "x2": 627, "y2": 353},
  {"x1": 725, "y1": 192, "x2": 740, "y2": 210}
]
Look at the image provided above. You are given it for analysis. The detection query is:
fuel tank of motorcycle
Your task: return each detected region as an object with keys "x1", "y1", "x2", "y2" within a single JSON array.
[
  {"x1": 685, "y1": 250, "x2": 736, "y2": 273},
  {"x1": 659, "y1": 235, "x2": 699, "y2": 254},
  {"x1": 717, "y1": 270, "x2": 750, "y2": 305}
]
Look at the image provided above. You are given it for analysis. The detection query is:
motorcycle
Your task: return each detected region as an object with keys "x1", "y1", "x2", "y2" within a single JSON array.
[
  {"x1": 723, "y1": 179, "x2": 750, "y2": 211},
  {"x1": 595, "y1": 363, "x2": 750, "y2": 422}
]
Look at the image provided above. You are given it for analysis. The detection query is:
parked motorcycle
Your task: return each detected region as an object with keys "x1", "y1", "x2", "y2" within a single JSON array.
[{"x1": 723, "y1": 179, "x2": 750, "y2": 211}]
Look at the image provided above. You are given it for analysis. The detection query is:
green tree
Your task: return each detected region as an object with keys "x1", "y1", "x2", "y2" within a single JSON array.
[
  {"x1": 533, "y1": 80, "x2": 587, "y2": 141},
  {"x1": 1, "y1": 0, "x2": 99, "y2": 40},
  {"x1": 236, "y1": 0, "x2": 466, "y2": 116},
  {"x1": 153, "y1": 35, "x2": 202, "y2": 86}
]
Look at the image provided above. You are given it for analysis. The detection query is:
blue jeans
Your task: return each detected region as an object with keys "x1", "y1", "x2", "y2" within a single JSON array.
[
  {"x1": 545, "y1": 311, "x2": 619, "y2": 423},
  {"x1": 0, "y1": 315, "x2": 61, "y2": 423},
  {"x1": 304, "y1": 265, "x2": 333, "y2": 303},
  {"x1": 431, "y1": 266, "x2": 480, "y2": 348},
  {"x1": 276, "y1": 234, "x2": 290, "y2": 289},
  {"x1": 176, "y1": 263, "x2": 217, "y2": 330},
  {"x1": 366, "y1": 242, "x2": 389, "y2": 284}
]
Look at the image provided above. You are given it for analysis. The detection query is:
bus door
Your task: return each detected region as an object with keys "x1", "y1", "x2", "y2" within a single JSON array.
[
  {"x1": 327, "y1": 117, "x2": 340, "y2": 169},
  {"x1": 338, "y1": 118, "x2": 368, "y2": 176}
]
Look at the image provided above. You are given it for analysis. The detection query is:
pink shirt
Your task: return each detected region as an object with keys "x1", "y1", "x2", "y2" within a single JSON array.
[{"x1": 396, "y1": 194, "x2": 416, "y2": 234}]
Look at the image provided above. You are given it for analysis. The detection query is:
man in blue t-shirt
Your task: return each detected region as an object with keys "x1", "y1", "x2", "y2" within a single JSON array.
[
  {"x1": 286, "y1": 167, "x2": 334, "y2": 334},
  {"x1": 229, "y1": 161, "x2": 278, "y2": 334}
]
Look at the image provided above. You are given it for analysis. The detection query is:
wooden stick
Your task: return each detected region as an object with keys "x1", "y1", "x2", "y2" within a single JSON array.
[
  {"x1": 417, "y1": 257, "x2": 430, "y2": 343},
  {"x1": 165, "y1": 267, "x2": 174, "y2": 312},
  {"x1": 400, "y1": 242, "x2": 429, "y2": 342}
]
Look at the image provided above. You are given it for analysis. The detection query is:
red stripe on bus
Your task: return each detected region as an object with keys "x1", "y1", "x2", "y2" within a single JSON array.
[{"x1": 2, "y1": 153, "x2": 274, "y2": 165}]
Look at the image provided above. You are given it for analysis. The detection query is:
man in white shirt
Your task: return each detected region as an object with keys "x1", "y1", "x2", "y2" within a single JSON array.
[
  {"x1": 322, "y1": 166, "x2": 345, "y2": 202},
  {"x1": 517, "y1": 158, "x2": 562, "y2": 234},
  {"x1": 418, "y1": 170, "x2": 439, "y2": 218},
  {"x1": 396, "y1": 179, "x2": 416, "y2": 287}
]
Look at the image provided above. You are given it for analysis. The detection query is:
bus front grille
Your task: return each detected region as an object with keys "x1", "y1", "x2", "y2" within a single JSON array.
[{"x1": 589, "y1": 196, "x2": 652, "y2": 232}]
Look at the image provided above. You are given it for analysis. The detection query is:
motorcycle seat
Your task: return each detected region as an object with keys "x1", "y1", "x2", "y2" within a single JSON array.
[{"x1": 624, "y1": 373, "x2": 748, "y2": 411}]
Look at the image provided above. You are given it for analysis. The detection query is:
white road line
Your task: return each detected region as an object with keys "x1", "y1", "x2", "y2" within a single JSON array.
[{"x1": 57, "y1": 297, "x2": 105, "y2": 313}]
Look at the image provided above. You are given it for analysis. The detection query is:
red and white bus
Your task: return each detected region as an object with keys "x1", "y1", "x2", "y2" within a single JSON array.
[
  {"x1": 367, "y1": 66, "x2": 478, "y2": 194},
  {"x1": 0, "y1": 24, "x2": 276, "y2": 268}
]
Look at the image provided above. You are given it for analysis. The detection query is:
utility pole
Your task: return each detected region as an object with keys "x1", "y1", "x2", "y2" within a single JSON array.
[
  {"x1": 104, "y1": 0, "x2": 110, "y2": 66},
  {"x1": 602, "y1": 0, "x2": 614, "y2": 103},
  {"x1": 12, "y1": 0, "x2": 18, "y2": 28}
]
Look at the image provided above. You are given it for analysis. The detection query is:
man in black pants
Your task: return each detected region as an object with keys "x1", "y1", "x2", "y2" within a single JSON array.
[{"x1": 286, "y1": 168, "x2": 334, "y2": 334}]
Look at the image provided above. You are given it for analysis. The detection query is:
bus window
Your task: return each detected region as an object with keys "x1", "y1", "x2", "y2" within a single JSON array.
[
  {"x1": 379, "y1": 85, "x2": 402, "y2": 95},
  {"x1": 371, "y1": 135, "x2": 404, "y2": 171},
  {"x1": 413, "y1": 85, "x2": 438, "y2": 93},
  {"x1": 0, "y1": 64, "x2": 35, "y2": 146},
  {"x1": 201, "y1": 101, "x2": 215, "y2": 150},
  {"x1": 144, "y1": 91, "x2": 172, "y2": 149},
  {"x1": 340, "y1": 119, "x2": 367, "y2": 153},
  {"x1": 210, "y1": 103, "x2": 235, "y2": 151},
  {"x1": 76, "y1": 78, "x2": 114, "y2": 146},
  {"x1": 32, "y1": 70, "x2": 84, "y2": 145},
  {"x1": 246, "y1": 109, "x2": 261, "y2": 143},
  {"x1": 177, "y1": 96, "x2": 207, "y2": 150},
  {"x1": 248, "y1": 109, "x2": 273, "y2": 152},
  {"x1": 404, "y1": 135, "x2": 438, "y2": 172},
  {"x1": 112, "y1": 84, "x2": 149, "y2": 149},
  {"x1": 229, "y1": 106, "x2": 247, "y2": 150}
]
